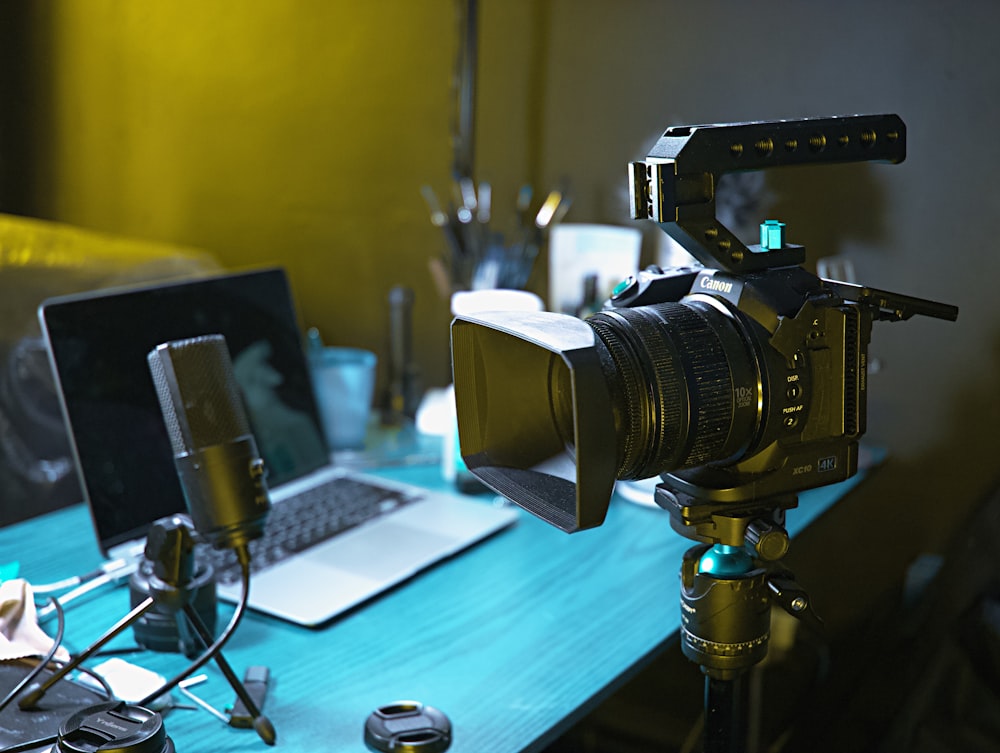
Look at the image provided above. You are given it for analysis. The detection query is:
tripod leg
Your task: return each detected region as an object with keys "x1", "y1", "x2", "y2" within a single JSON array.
[
  {"x1": 18, "y1": 596, "x2": 156, "y2": 709},
  {"x1": 181, "y1": 602, "x2": 276, "y2": 745},
  {"x1": 704, "y1": 675, "x2": 747, "y2": 753}
]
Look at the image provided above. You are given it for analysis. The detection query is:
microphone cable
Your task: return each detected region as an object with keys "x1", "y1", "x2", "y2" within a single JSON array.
[
  {"x1": 137, "y1": 549, "x2": 249, "y2": 708},
  {"x1": 0, "y1": 598, "x2": 117, "y2": 715}
]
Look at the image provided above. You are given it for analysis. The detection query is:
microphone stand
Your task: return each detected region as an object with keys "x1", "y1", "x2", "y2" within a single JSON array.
[{"x1": 18, "y1": 515, "x2": 276, "y2": 746}]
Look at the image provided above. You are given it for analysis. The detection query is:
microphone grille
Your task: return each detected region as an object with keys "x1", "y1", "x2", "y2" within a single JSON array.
[{"x1": 147, "y1": 334, "x2": 250, "y2": 455}]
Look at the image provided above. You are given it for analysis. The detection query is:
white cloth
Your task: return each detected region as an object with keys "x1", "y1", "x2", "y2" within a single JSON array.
[{"x1": 0, "y1": 578, "x2": 70, "y2": 662}]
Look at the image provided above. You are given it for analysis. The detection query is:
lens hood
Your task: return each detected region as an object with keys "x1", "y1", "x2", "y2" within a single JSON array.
[{"x1": 451, "y1": 310, "x2": 618, "y2": 532}]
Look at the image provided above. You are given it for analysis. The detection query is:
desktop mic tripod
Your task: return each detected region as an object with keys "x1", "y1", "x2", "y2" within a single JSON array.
[
  {"x1": 657, "y1": 485, "x2": 823, "y2": 753},
  {"x1": 18, "y1": 515, "x2": 276, "y2": 745}
]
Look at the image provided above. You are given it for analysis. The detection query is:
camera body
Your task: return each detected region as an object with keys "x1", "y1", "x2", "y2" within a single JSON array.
[{"x1": 607, "y1": 261, "x2": 867, "y2": 498}]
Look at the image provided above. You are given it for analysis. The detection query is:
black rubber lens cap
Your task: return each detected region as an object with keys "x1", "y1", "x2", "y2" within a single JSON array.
[{"x1": 364, "y1": 701, "x2": 451, "y2": 753}]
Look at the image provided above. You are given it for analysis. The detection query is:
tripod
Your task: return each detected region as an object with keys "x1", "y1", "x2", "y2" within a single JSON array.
[
  {"x1": 657, "y1": 483, "x2": 823, "y2": 753},
  {"x1": 18, "y1": 515, "x2": 276, "y2": 745}
]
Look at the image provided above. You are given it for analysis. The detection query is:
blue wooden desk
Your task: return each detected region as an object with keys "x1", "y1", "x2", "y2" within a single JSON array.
[{"x1": 0, "y1": 463, "x2": 856, "y2": 752}]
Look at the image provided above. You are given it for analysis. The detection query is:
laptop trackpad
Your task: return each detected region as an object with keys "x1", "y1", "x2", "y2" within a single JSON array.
[{"x1": 310, "y1": 522, "x2": 461, "y2": 581}]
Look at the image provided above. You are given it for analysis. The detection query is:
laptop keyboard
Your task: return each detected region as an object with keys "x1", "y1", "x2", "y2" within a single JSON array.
[{"x1": 202, "y1": 475, "x2": 423, "y2": 585}]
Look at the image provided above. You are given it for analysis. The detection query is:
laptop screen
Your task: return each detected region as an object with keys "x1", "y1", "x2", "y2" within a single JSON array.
[{"x1": 39, "y1": 267, "x2": 330, "y2": 554}]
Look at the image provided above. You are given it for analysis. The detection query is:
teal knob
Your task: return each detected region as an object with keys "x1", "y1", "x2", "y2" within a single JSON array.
[
  {"x1": 612, "y1": 276, "x2": 633, "y2": 298},
  {"x1": 698, "y1": 544, "x2": 753, "y2": 576},
  {"x1": 760, "y1": 219, "x2": 786, "y2": 251}
]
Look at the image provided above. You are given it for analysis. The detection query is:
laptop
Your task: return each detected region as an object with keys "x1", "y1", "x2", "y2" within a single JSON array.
[{"x1": 38, "y1": 266, "x2": 517, "y2": 626}]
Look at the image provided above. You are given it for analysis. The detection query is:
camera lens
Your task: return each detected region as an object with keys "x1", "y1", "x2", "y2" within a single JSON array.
[
  {"x1": 587, "y1": 299, "x2": 762, "y2": 480},
  {"x1": 547, "y1": 356, "x2": 576, "y2": 452}
]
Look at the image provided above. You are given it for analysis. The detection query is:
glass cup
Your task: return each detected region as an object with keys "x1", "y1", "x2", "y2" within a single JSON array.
[{"x1": 308, "y1": 347, "x2": 377, "y2": 451}]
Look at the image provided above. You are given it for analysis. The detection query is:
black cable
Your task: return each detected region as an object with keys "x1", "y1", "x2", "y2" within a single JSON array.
[
  {"x1": 47, "y1": 660, "x2": 115, "y2": 701},
  {"x1": 92, "y1": 646, "x2": 146, "y2": 657},
  {"x1": 137, "y1": 552, "x2": 251, "y2": 708},
  {"x1": 0, "y1": 598, "x2": 65, "y2": 713}
]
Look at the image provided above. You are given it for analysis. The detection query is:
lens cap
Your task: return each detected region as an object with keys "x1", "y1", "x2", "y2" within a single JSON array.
[
  {"x1": 364, "y1": 701, "x2": 451, "y2": 753},
  {"x1": 56, "y1": 701, "x2": 173, "y2": 753}
]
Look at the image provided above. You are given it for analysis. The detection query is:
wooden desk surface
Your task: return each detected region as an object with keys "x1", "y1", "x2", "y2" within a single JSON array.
[{"x1": 0, "y1": 464, "x2": 855, "y2": 752}]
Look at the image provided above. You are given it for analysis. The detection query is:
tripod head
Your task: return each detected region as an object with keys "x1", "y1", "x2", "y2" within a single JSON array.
[{"x1": 663, "y1": 486, "x2": 822, "y2": 681}]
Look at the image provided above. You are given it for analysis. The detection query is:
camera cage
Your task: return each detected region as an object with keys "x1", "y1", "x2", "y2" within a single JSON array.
[
  {"x1": 620, "y1": 114, "x2": 957, "y2": 541},
  {"x1": 616, "y1": 115, "x2": 959, "y2": 691}
]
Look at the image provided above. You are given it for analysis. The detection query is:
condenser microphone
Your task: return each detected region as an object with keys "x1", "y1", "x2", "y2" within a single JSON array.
[{"x1": 147, "y1": 334, "x2": 270, "y2": 553}]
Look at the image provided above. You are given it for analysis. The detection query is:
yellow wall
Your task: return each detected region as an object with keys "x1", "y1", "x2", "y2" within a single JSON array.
[{"x1": 14, "y1": 0, "x2": 542, "y2": 391}]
